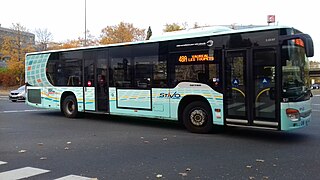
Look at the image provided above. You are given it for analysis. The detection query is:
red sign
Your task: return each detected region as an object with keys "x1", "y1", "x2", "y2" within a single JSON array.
[
  {"x1": 87, "y1": 81, "x2": 92, "y2": 87},
  {"x1": 267, "y1": 15, "x2": 275, "y2": 23}
]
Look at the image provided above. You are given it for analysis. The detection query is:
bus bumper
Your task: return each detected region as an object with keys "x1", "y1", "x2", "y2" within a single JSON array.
[{"x1": 280, "y1": 100, "x2": 312, "y2": 131}]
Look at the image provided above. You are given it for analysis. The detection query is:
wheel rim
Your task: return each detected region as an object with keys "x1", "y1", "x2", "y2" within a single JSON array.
[
  {"x1": 190, "y1": 109, "x2": 207, "y2": 126},
  {"x1": 66, "y1": 100, "x2": 75, "y2": 114}
]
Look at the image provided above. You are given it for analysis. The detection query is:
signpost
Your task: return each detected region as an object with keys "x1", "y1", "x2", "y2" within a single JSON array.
[{"x1": 267, "y1": 15, "x2": 276, "y2": 25}]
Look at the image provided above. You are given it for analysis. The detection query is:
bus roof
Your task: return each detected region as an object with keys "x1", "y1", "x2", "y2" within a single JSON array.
[{"x1": 27, "y1": 25, "x2": 291, "y2": 55}]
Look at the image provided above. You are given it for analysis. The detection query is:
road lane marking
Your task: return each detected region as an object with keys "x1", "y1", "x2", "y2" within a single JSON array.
[
  {"x1": 313, "y1": 110, "x2": 320, "y2": 112},
  {"x1": 0, "y1": 167, "x2": 50, "y2": 180},
  {"x1": 3, "y1": 110, "x2": 21, "y2": 113},
  {"x1": 55, "y1": 175, "x2": 94, "y2": 180},
  {"x1": 0, "y1": 109, "x2": 48, "y2": 114},
  {"x1": 0, "y1": 161, "x2": 95, "y2": 179},
  {"x1": 0, "y1": 161, "x2": 7, "y2": 165},
  {"x1": 24, "y1": 109, "x2": 44, "y2": 112}
]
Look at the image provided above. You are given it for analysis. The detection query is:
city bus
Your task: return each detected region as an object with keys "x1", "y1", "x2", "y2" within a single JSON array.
[{"x1": 25, "y1": 25, "x2": 314, "y2": 133}]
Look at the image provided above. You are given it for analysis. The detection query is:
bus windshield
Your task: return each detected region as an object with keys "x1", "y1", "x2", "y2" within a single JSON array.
[{"x1": 281, "y1": 39, "x2": 311, "y2": 102}]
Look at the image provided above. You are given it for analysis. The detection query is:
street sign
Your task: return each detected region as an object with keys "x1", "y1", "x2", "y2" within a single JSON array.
[{"x1": 267, "y1": 15, "x2": 276, "y2": 23}]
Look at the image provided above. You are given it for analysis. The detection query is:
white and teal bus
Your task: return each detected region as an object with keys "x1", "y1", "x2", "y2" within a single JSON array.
[{"x1": 25, "y1": 26, "x2": 314, "y2": 133}]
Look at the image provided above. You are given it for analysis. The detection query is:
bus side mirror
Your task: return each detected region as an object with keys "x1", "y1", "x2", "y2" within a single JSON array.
[
  {"x1": 280, "y1": 34, "x2": 314, "y2": 57},
  {"x1": 302, "y1": 35, "x2": 314, "y2": 57},
  {"x1": 269, "y1": 87, "x2": 275, "y2": 100}
]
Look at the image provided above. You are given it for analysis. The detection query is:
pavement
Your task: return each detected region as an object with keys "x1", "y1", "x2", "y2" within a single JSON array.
[
  {"x1": 0, "y1": 87, "x2": 12, "y2": 96},
  {"x1": 312, "y1": 89, "x2": 320, "y2": 96}
]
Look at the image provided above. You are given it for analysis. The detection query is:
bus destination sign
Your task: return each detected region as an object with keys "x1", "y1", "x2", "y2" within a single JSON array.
[{"x1": 179, "y1": 54, "x2": 214, "y2": 63}]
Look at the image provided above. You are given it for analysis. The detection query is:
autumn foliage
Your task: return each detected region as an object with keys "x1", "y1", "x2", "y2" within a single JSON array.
[
  {"x1": 0, "y1": 23, "x2": 35, "y2": 87},
  {"x1": 163, "y1": 23, "x2": 186, "y2": 32},
  {"x1": 100, "y1": 22, "x2": 145, "y2": 45},
  {"x1": 0, "y1": 69, "x2": 17, "y2": 86},
  {"x1": 0, "y1": 21, "x2": 190, "y2": 87}
]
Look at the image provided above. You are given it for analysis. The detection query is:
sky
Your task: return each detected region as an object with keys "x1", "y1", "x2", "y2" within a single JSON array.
[{"x1": 0, "y1": 0, "x2": 319, "y2": 61}]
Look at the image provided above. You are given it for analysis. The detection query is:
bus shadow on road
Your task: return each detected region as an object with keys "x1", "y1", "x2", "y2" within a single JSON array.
[
  {"x1": 37, "y1": 111, "x2": 312, "y2": 142},
  {"x1": 40, "y1": 111, "x2": 186, "y2": 132},
  {"x1": 220, "y1": 126, "x2": 311, "y2": 143},
  {"x1": 87, "y1": 113, "x2": 186, "y2": 132}
]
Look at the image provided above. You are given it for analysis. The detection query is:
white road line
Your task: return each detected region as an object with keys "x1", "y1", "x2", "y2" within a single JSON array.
[
  {"x1": 0, "y1": 161, "x2": 7, "y2": 165},
  {"x1": 0, "y1": 109, "x2": 47, "y2": 114},
  {"x1": 55, "y1": 175, "x2": 93, "y2": 180},
  {"x1": 313, "y1": 110, "x2": 320, "y2": 112},
  {"x1": 312, "y1": 104, "x2": 320, "y2": 106},
  {"x1": 2, "y1": 110, "x2": 20, "y2": 113},
  {"x1": 0, "y1": 167, "x2": 50, "y2": 180}
]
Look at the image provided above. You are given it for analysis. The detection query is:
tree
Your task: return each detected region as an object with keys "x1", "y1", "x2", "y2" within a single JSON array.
[
  {"x1": 100, "y1": 22, "x2": 145, "y2": 45},
  {"x1": 35, "y1": 28, "x2": 52, "y2": 51},
  {"x1": 48, "y1": 30, "x2": 98, "y2": 51},
  {"x1": 146, "y1": 26, "x2": 152, "y2": 40},
  {"x1": 163, "y1": 22, "x2": 187, "y2": 32},
  {"x1": 193, "y1": 22, "x2": 201, "y2": 29},
  {"x1": 310, "y1": 60, "x2": 320, "y2": 68},
  {"x1": 78, "y1": 30, "x2": 98, "y2": 47},
  {"x1": 0, "y1": 23, "x2": 35, "y2": 86},
  {"x1": 47, "y1": 39, "x2": 82, "y2": 50}
]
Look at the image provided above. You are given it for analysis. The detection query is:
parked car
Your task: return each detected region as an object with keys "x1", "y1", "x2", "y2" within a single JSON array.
[
  {"x1": 311, "y1": 83, "x2": 320, "y2": 89},
  {"x1": 9, "y1": 85, "x2": 26, "y2": 102}
]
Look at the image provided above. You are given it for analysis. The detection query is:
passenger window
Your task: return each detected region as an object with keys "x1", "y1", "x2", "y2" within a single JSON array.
[{"x1": 46, "y1": 51, "x2": 83, "y2": 86}]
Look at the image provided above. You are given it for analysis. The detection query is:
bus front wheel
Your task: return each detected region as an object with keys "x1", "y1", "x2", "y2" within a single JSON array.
[
  {"x1": 182, "y1": 101, "x2": 213, "y2": 133},
  {"x1": 62, "y1": 95, "x2": 79, "y2": 118}
]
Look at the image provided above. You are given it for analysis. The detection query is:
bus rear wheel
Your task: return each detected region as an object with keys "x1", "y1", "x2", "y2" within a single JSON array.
[
  {"x1": 62, "y1": 95, "x2": 79, "y2": 118},
  {"x1": 182, "y1": 101, "x2": 213, "y2": 133}
]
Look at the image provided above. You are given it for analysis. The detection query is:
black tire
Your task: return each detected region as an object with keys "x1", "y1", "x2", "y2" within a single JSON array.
[
  {"x1": 182, "y1": 101, "x2": 213, "y2": 133},
  {"x1": 62, "y1": 95, "x2": 79, "y2": 118}
]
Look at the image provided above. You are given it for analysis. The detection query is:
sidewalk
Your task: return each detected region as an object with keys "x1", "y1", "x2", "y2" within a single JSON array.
[
  {"x1": 0, "y1": 86, "x2": 14, "y2": 96},
  {"x1": 312, "y1": 89, "x2": 320, "y2": 96},
  {"x1": 0, "y1": 90, "x2": 9, "y2": 96}
]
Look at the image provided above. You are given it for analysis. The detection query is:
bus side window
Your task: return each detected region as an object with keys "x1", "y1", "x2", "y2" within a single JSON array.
[{"x1": 198, "y1": 73, "x2": 206, "y2": 83}]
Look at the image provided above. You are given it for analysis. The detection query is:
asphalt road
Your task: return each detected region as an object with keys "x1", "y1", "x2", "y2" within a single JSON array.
[{"x1": 0, "y1": 95, "x2": 320, "y2": 180}]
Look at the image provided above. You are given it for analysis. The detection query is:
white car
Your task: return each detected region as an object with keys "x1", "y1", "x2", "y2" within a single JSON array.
[
  {"x1": 9, "y1": 85, "x2": 26, "y2": 102},
  {"x1": 311, "y1": 83, "x2": 320, "y2": 89}
]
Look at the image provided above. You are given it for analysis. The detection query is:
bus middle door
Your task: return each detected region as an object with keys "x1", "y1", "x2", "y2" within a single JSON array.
[{"x1": 224, "y1": 50, "x2": 250, "y2": 126}]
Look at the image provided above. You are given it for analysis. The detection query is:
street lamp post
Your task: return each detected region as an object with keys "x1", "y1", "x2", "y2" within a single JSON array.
[{"x1": 84, "y1": 0, "x2": 87, "y2": 46}]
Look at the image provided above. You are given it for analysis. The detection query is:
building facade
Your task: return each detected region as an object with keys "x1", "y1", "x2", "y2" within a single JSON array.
[
  {"x1": 0, "y1": 24, "x2": 35, "y2": 67},
  {"x1": 0, "y1": 25, "x2": 35, "y2": 46}
]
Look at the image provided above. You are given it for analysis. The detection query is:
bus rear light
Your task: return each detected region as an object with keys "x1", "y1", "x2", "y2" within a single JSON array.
[{"x1": 286, "y1": 108, "x2": 300, "y2": 121}]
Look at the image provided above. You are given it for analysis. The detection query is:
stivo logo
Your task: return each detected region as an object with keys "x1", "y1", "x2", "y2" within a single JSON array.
[{"x1": 159, "y1": 92, "x2": 181, "y2": 99}]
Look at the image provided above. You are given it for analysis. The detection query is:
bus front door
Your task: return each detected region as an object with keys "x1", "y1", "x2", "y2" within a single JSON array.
[
  {"x1": 224, "y1": 49, "x2": 278, "y2": 129},
  {"x1": 252, "y1": 49, "x2": 277, "y2": 129}
]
